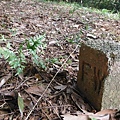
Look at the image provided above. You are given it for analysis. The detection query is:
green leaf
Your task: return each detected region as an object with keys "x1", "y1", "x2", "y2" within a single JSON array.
[
  {"x1": 91, "y1": 118, "x2": 97, "y2": 120},
  {"x1": 6, "y1": 42, "x2": 12, "y2": 49},
  {"x1": 15, "y1": 66, "x2": 24, "y2": 75},
  {"x1": 0, "y1": 34, "x2": 6, "y2": 41},
  {"x1": 0, "y1": 34, "x2": 47, "y2": 75},
  {"x1": 18, "y1": 93, "x2": 24, "y2": 118}
]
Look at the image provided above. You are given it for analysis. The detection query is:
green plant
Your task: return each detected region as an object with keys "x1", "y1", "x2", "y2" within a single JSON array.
[
  {"x1": 0, "y1": 44, "x2": 26, "y2": 75},
  {"x1": 69, "y1": 6, "x2": 77, "y2": 14},
  {"x1": 66, "y1": 38, "x2": 75, "y2": 43},
  {"x1": 48, "y1": 58, "x2": 59, "y2": 64},
  {"x1": 0, "y1": 35, "x2": 25, "y2": 75},
  {"x1": 0, "y1": 34, "x2": 46, "y2": 75},
  {"x1": 9, "y1": 28, "x2": 18, "y2": 37},
  {"x1": 91, "y1": 118, "x2": 97, "y2": 120},
  {"x1": 26, "y1": 35, "x2": 47, "y2": 69},
  {"x1": 0, "y1": 34, "x2": 6, "y2": 41}
]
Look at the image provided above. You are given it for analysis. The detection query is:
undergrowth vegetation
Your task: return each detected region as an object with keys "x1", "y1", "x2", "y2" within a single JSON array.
[
  {"x1": 44, "y1": 0, "x2": 120, "y2": 19},
  {"x1": 80, "y1": 0, "x2": 120, "y2": 12},
  {"x1": 0, "y1": 34, "x2": 47, "y2": 75},
  {"x1": 47, "y1": 0, "x2": 120, "y2": 12}
]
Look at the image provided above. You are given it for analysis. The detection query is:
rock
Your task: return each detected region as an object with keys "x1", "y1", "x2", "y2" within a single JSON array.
[{"x1": 77, "y1": 39, "x2": 120, "y2": 111}]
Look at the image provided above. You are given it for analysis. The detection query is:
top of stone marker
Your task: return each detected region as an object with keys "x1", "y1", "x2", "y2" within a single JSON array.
[{"x1": 80, "y1": 39, "x2": 120, "y2": 62}]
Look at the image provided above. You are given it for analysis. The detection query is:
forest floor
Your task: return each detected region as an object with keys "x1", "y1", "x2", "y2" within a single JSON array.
[{"x1": 0, "y1": 0, "x2": 120, "y2": 119}]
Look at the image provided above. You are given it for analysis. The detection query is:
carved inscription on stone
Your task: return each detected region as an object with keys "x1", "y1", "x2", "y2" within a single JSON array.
[
  {"x1": 81, "y1": 61, "x2": 106, "y2": 94},
  {"x1": 77, "y1": 44, "x2": 108, "y2": 111}
]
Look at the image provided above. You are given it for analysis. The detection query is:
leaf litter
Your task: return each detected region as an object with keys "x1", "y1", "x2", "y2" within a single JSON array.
[{"x1": 0, "y1": 0, "x2": 120, "y2": 119}]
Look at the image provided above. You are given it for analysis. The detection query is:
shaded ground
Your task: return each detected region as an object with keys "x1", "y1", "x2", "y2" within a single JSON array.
[{"x1": 0, "y1": 0, "x2": 120, "y2": 119}]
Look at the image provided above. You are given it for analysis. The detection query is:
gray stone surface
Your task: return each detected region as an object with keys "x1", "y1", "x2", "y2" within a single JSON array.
[{"x1": 77, "y1": 39, "x2": 120, "y2": 111}]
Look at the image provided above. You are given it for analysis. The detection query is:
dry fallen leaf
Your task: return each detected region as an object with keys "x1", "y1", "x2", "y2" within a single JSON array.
[
  {"x1": 0, "y1": 74, "x2": 11, "y2": 87},
  {"x1": 25, "y1": 84, "x2": 51, "y2": 96},
  {"x1": 24, "y1": 98, "x2": 34, "y2": 110},
  {"x1": 95, "y1": 109, "x2": 117, "y2": 116},
  {"x1": 61, "y1": 114, "x2": 89, "y2": 120},
  {"x1": 54, "y1": 84, "x2": 67, "y2": 91},
  {"x1": 86, "y1": 33, "x2": 98, "y2": 39},
  {"x1": 81, "y1": 108, "x2": 118, "y2": 120},
  {"x1": 90, "y1": 114, "x2": 110, "y2": 120}
]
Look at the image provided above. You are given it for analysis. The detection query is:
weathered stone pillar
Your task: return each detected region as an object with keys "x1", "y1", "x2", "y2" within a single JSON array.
[{"x1": 77, "y1": 39, "x2": 120, "y2": 111}]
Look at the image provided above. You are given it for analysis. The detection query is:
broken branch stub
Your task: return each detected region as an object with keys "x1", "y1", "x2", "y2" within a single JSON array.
[{"x1": 77, "y1": 40, "x2": 120, "y2": 111}]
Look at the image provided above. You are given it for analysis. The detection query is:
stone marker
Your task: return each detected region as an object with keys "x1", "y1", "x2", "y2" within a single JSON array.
[{"x1": 77, "y1": 39, "x2": 120, "y2": 111}]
